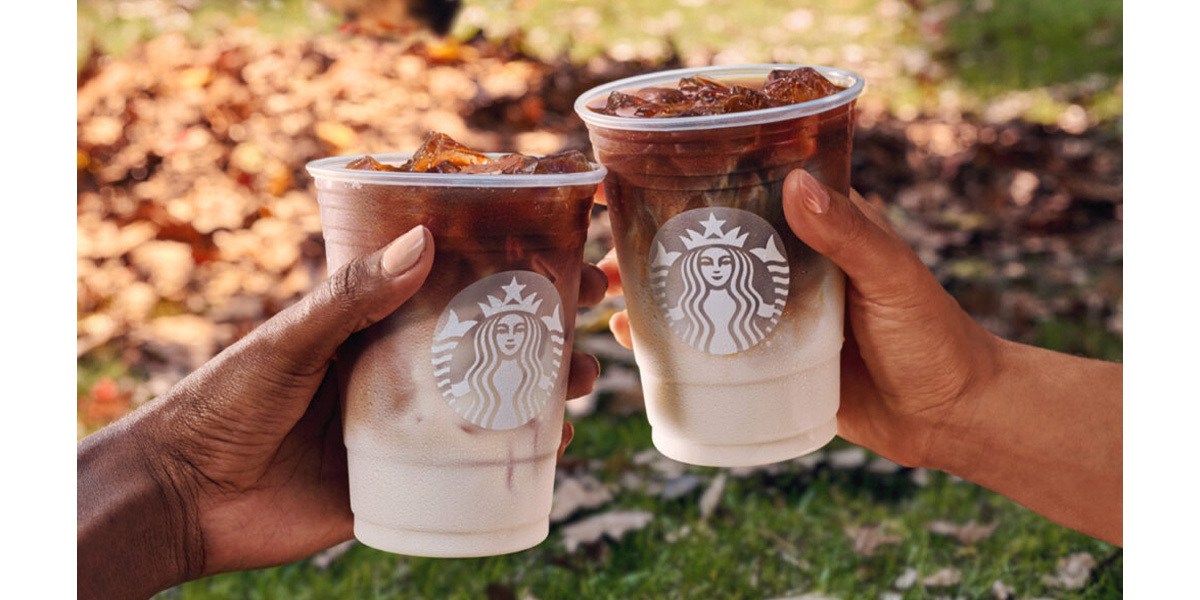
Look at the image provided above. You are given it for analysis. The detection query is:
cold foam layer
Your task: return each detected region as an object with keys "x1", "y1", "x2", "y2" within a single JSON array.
[
  {"x1": 347, "y1": 451, "x2": 556, "y2": 557},
  {"x1": 645, "y1": 355, "x2": 840, "y2": 467}
]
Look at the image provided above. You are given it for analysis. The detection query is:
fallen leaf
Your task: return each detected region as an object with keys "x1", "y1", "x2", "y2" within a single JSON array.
[
  {"x1": 619, "y1": 471, "x2": 649, "y2": 492},
  {"x1": 660, "y1": 474, "x2": 703, "y2": 500},
  {"x1": 633, "y1": 447, "x2": 688, "y2": 479},
  {"x1": 1041, "y1": 552, "x2": 1096, "y2": 590},
  {"x1": 699, "y1": 472, "x2": 727, "y2": 519},
  {"x1": 922, "y1": 567, "x2": 962, "y2": 587},
  {"x1": 550, "y1": 473, "x2": 613, "y2": 523},
  {"x1": 310, "y1": 540, "x2": 355, "y2": 570},
  {"x1": 728, "y1": 462, "x2": 789, "y2": 478},
  {"x1": 910, "y1": 468, "x2": 931, "y2": 487},
  {"x1": 894, "y1": 567, "x2": 918, "y2": 590},
  {"x1": 926, "y1": 519, "x2": 999, "y2": 544},
  {"x1": 128, "y1": 240, "x2": 195, "y2": 299},
  {"x1": 844, "y1": 524, "x2": 901, "y2": 557},
  {"x1": 794, "y1": 451, "x2": 826, "y2": 470},
  {"x1": 559, "y1": 510, "x2": 653, "y2": 553},
  {"x1": 664, "y1": 524, "x2": 692, "y2": 543},
  {"x1": 82, "y1": 377, "x2": 133, "y2": 426},
  {"x1": 315, "y1": 120, "x2": 359, "y2": 150},
  {"x1": 828, "y1": 447, "x2": 867, "y2": 470},
  {"x1": 867, "y1": 457, "x2": 901, "y2": 474},
  {"x1": 991, "y1": 579, "x2": 1015, "y2": 599}
]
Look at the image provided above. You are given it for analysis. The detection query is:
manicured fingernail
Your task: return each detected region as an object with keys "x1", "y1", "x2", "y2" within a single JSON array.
[
  {"x1": 381, "y1": 225, "x2": 427, "y2": 276},
  {"x1": 797, "y1": 171, "x2": 831, "y2": 214}
]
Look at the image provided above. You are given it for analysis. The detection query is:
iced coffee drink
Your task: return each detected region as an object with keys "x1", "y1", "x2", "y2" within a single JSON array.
[
  {"x1": 575, "y1": 66, "x2": 864, "y2": 467},
  {"x1": 307, "y1": 133, "x2": 604, "y2": 557}
]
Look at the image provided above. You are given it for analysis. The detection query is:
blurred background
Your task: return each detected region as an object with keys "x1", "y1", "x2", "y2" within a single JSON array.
[{"x1": 77, "y1": 0, "x2": 1122, "y2": 597}]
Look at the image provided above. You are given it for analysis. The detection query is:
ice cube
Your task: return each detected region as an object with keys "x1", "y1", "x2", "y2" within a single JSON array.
[
  {"x1": 533, "y1": 150, "x2": 592, "y2": 174},
  {"x1": 459, "y1": 153, "x2": 539, "y2": 174},
  {"x1": 344, "y1": 155, "x2": 403, "y2": 171},
  {"x1": 405, "y1": 131, "x2": 492, "y2": 172},
  {"x1": 762, "y1": 67, "x2": 842, "y2": 105}
]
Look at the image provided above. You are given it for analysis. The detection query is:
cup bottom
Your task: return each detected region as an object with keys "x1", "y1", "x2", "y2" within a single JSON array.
[
  {"x1": 652, "y1": 417, "x2": 837, "y2": 467},
  {"x1": 354, "y1": 518, "x2": 549, "y2": 558}
]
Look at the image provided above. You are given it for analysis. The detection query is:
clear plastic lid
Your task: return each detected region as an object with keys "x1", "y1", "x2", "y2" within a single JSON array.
[
  {"x1": 574, "y1": 64, "x2": 865, "y2": 132},
  {"x1": 306, "y1": 153, "x2": 607, "y2": 188}
]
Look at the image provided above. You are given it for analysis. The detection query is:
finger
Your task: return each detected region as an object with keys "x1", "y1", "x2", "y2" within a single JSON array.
[
  {"x1": 566, "y1": 351, "x2": 601, "y2": 399},
  {"x1": 251, "y1": 225, "x2": 435, "y2": 378},
  {"x1": 609, "y1": 310, "x2": 632, "y2": 349},
  {"x1": 557, "y1": 421, "x2": 575, "y2": 461},
  {"x1": 782, "y1": 170, "x2": 935, "y2": 304},
  {"x1": 578, "y1": 263, "x2": 609, "y2": 308},
  {"x1": 849, "y1": 188, "x2": 895, "y2": 233},
  {"x1": 597, "y1": 248, "x2": 623, "y2": 298}
]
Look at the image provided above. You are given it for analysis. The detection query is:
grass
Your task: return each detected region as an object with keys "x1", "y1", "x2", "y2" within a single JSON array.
[
  {"x1": 946, "y1": 0, "x2": 1122, "y2": 93},
  {"x1": 160, "y1": 412, "x2": 1120, "y2": 599}
]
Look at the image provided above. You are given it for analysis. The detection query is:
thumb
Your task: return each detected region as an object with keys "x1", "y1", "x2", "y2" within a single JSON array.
[
  {"x1": 782, "y1": 169, "x2": 932, "y2": 303},
  {"x1": 251, "y1": 224, "x2": 435, "y2": 378}
]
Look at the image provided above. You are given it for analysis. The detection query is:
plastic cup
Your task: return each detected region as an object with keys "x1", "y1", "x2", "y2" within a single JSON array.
[
  {"x1": 306, "y1": 155, "x2": 605, "y2": 557},
  {"x1": 574, "y1": 64, "x2": 864, "y2": 467}
]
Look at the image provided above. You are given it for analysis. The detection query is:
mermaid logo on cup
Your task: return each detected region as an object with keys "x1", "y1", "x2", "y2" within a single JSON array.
[
  {"x1": 650, "y1": 208, "x2": 789, "y2": 355},
  {"x1": 432, "y1": 271, "x2": 565, "y2": 430}
]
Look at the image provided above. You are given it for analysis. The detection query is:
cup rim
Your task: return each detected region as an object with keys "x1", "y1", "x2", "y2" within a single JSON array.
[
  {"x1": 573, "y1": 64, "x2": 865, "y2": 132},
  {"x1": 305, "y1": 152, "x2": 608, "y2": 187}
]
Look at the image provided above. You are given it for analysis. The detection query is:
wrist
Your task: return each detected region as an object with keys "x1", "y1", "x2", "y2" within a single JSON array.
[
  {"x1": 78, "y1": 405, "x2": 206, "y2": 598},
  {"x1": 920, "y1": 330, "x2": 1010, "y2": 475}
]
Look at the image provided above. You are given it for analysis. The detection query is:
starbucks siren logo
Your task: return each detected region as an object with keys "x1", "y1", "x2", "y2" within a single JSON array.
[
  {"x1": 650, "y1": 208, "x2": 789, "y2": 355},
  {"x1": 431, "y1": 271, "x2": 565, "y2": 430}
]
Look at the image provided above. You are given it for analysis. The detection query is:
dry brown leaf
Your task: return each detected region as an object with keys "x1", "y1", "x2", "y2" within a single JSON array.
[
  {"x1": 1041, "y1": 552, "x2": 1096, "y2": 590},
  {"x1": 660, "y1": 474, "x2": 702, "y2": 500},
  {"x1": 310, "y1": 540, "x2": 355, "y2": 570},
  {"x1": 829, "y1": 447, "x2": 867, "y2": 470},
  {"x1": 894, "y1": 567, "x2": 918, "y2": 590},
  {"x1": 699, "y1": 472, "x2": 727, "y2": 519},
  {"x1": 559, "y1": 510, "x2": 653, "y2": 553},
  {"x1": 315, "y1": 120, "x2": 359, "y2": 150},
  {"x1": 922, "y1": 567, "x2": 962, "y2": 587},
  {"x1": 910, "y1": 468, "x2": 932, "y2": 487},
  {"x1": 129, "y1": 240, "x2": 194, "y2": 299},
  {"x1": 844, "y1": 524, "x2": 901, "y2": 557},
  {"x1": 926, "y1": 519, "x2": 999, "y2": 545},
  {"x1": 867, "y1": 456, "x2": 902, "y2": 474},
  {"x1": 632, "y1": 448, "x2": 687, "y2": 479},
  {"x1": 549, "y1": 474, "x2": 613, "y2": 523}
]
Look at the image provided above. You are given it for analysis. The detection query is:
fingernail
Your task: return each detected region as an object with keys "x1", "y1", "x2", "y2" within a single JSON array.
[
  {"x1": 797, "y1": 171, "x2": 831, "y2": 214},
  {"x1": 381, "y1": 225, "x2": 427, "y2": 276}
]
